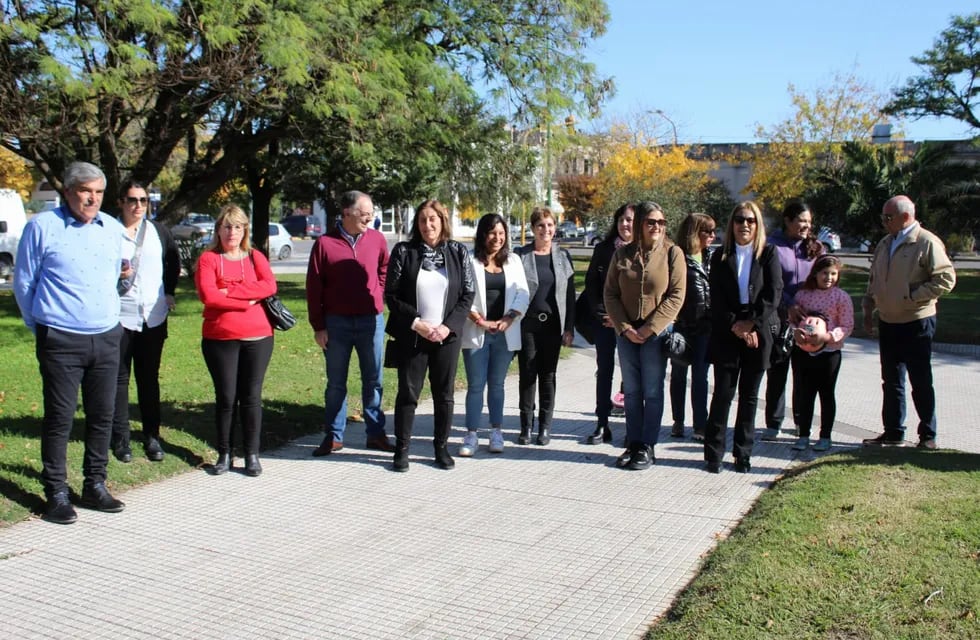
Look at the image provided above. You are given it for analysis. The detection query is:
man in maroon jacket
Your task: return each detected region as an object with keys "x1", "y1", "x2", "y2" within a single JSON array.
[{"x1": 306, "y1": 190, "x2": 393, "y2": 455}]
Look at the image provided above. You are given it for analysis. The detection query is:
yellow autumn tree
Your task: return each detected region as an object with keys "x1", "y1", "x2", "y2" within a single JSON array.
[
  {"x1": 0, "y1": 147, "x2": 35, "y2": 199},
  {"x1": 594, "y1": 138, "x2": 720, "y2": 226},
  {"x1": 737, "y1": 71, "x2": 899, "y2": 209}
]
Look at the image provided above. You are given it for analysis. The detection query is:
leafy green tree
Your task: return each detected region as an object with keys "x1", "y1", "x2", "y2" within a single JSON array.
[
  {"x1": 0, "y1": 0, "x2": 611, "y2": 229},
  {"x1": 885, "y1": 13, "x2": 980, "y2": 131}
]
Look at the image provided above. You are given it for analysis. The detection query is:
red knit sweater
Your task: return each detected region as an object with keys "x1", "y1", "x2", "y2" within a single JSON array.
[
  {"x1": 195, "y1": 250, "x2": 278, "y2": 340},
  {"x1": 305, "y1": 227, "x2": 389, "y2": 331}
]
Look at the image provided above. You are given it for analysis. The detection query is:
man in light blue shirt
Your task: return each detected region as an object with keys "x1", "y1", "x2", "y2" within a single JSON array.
[{"x1": 14, "y1": 161, "x2": 127, "y2": 524}]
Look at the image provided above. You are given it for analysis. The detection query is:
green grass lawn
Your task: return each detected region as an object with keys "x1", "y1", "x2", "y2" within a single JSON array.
[{"x1": 648, "y1": 448, "x2": 980, "y2": 640}]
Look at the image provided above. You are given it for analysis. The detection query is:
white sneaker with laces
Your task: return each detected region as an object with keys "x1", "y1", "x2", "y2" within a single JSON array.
[
  {"x1": 813, "y1": 438, "x2": 832, "y2": 452},
  {"x1": 458, "y1": 431, "x2": 478, "y2": 457},
  {"x1": 791, "y1": 436, "x2": 809, "y2": 451},
  {"x1": 488, "y1": 428, "x2": 505, "y2": 453}
]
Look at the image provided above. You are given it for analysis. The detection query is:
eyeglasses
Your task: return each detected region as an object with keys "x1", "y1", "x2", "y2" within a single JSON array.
[
  {"x1": 733, "y1": 216, "x2": 757, "y2": 226},
  {"x1": 644, "y1": 218, "x2": 667, "y2": 228},
  {"x1": 881, "y1": 213, "x2": 896, "y2": 222},
  {"x1": 352, "y1": 209, "x2": 374, "y2": 217},
  {"x1": 220, "y1": 224, "x2": 246, "y2": 231},
  {"x1": 125, "y1": 197, "x2": 149, "y2": 205},
  {"x1": 700, "y1": 228, "x2": 717, "y2": 235}
]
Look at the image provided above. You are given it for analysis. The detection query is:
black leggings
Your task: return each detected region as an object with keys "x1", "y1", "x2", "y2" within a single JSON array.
[
  {"x1": 791, "y1": 348, "x2": 842, "y2": 439},
  {"x1": 518, "y1": 317, "x2": 562, "y2": 429},
  {"x1": 202, "y1": 337, "x2": 274, "y2": 455}
]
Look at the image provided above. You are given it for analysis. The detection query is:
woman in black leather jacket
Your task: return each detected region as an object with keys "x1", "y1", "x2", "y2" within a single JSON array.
[
  {"x1": 385, "y1": 199, "x2": 475, "y2": 472},
  {"x1": 582, "y1": 203, "x2": 633, "y2": 444},
  {"x1": 669, "y1": 213, "x2": 716, "y2": 441}
]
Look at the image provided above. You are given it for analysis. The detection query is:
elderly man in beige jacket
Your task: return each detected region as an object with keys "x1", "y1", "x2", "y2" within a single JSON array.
[{"x1": 861, "y1": 195, "x2": 956, "y2": 450}]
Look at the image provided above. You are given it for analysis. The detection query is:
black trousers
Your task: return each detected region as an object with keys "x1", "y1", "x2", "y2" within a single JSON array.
[
  {"x1": 704, "y1": 363, "x2": 765, "y2": 464},
  {"x1": 112, "y1": 321, "x2": 169, "y2": 447},
  {"x1": 518, "y1": 317, "x2": 562, "y2": 429},
  {"x1": 394, "y1": 337, "x2": 462, "y2": 450},
  {"x1": 201, "y1": 337, "x2": 274, "y2": 455},
  {"x1": 791, "y1": 348, "x2": 842, "y2": 439},
  {"x1": 36, "y1": 324, "x2": 122, "y2": 497},
  {"x1": 764, "y1": 356, "x2": 798, "y2": 430}
]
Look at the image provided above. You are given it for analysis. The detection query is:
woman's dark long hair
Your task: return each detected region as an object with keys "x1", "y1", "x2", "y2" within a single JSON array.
[
  {"x1": 473, "y1": 213, "x2": 510, "y2": 267},
  {"x1": 783, "y1": 199, "x2": 822, "y2": 260},
  {"x1": 604, "y1": 203, "x2": 634, "y2": 243}
]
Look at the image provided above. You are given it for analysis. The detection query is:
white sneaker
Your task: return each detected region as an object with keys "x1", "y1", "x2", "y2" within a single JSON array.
[
  {"x1": 458, "y1": 431, "x2": 478, "y2": 457},
  {"x1": 760, "y1": 428, "x2": 780, "y2": 441},
  {"x1": 488, "y1": 428, "x2": 505, "y2": 453},
  {"x1": 813, "y1": 438, "x2": 832, "y2": 452},
  {"x1": 791, "y1": 436, "x2": 809, "y2": 451}
]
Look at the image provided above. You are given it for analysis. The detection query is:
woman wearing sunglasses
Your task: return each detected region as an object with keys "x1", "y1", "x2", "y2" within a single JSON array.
[
  {"x1": 604, "y1": 201, "x2": 686, "y2": 470},
  {"x1": 703, "y1": 201, "x2": 782, "y2": 473},
  {"x1": 110, "y1": 180, "x2": 180, "y2": 464}
]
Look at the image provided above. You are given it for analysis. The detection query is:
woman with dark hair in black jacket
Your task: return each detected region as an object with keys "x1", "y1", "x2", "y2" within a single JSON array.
[
  {"x1": 703, "y1": 201, "x2": 782, "y2": 474},
  {"x1": 582, "y1": 203, "x2": 634, "y2": 444},
  {"x1": 385, "y1": 199, "x2": 475, "y2": 472},
  {"x1": 669, "y1": 212, "x2": 716, "y2": 441}
]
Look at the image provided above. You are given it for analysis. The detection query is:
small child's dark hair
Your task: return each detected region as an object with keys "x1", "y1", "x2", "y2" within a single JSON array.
[{"x1": 802, "y1": 254, "x2": 843, "y2": 290}]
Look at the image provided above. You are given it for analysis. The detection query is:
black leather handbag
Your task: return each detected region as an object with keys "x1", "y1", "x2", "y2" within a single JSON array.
[{"x1": 262, "y1": 295, "x2": 296, "y2": 331}]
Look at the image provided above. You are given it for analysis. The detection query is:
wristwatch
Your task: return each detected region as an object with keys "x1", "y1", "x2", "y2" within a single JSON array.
[{"x1": 506, "y1": 310, "x2": 520, "y2": 320}]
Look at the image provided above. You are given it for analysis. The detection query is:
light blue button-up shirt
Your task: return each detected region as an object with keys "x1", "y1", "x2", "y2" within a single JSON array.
[{"x1": 14, "y1": 206, "x2": 124, "y2": 334}]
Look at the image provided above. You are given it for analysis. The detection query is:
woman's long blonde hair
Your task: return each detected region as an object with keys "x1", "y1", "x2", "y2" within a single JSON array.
[{"x1": 721, "y1": 201, "x2": 766, "y2": 260}]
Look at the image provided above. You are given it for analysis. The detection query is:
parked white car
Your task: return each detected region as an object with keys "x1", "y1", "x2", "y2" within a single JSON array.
[
  {"x1": 265, "y1": 222, "x2": 293, "y2": 260},
  {"x1": 0, "y1": 188, "x2": 27, "y2": 279},
  {"x1": 817, "y1": 227, "x2": 841, "y2": 253},
  {"x1": 171, "y1": 213, "x2": 215, "y2": 240}
]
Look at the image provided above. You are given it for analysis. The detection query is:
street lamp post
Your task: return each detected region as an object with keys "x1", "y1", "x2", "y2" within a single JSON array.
[{"x1": 654, "y1": 109, "x2": 678, "y2": 146}]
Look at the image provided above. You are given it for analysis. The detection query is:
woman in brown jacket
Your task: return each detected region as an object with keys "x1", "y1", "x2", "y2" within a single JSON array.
[{"x1": 603, "y1": 201, "x2": 686, "y2": 470}]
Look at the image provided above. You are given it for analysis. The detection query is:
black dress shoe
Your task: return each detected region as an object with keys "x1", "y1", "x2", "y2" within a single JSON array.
[
  {"x1": 434, "y1": 445, "x2": 455, "y2": 470},
  {"x1": 517, "y1": 426, "x2": 531, "y2": 445},
  {"x1": 113, "y1": 444, "x2": 132, "y2": 463},
  {"x1": 706, "y1": 461, "x2": 721, "y2": 474},
  {"x1": 80, "y1": 483, "x2": 125, "y2": 513},
  {"x1": 212, "y1": 452, "x2": 232, "y2": 475},
  {"x1": 144, "y1": 437, "x2": 165, "y2": 462},
  {"x1": 615, "y1": 447, "x2": 632, "y2": 468},
  {"x1": 44, "y1": 491, "x2": 77, "y2": 525},
  {"x1": 244, "y1": 454, "x2": 263, "y2": 477},
  {"x1": 536, "y1": 428, "x2": 551, "y2": 446},
  {"x1": 628, "y1": 445, "x2": 653, "y2": 471},
  {"x1": 733, "y1": 457, "x2": 751, "y2": 473},
  {"x1": 392, "y1": 449, "x2": 409, "y2": 472}
]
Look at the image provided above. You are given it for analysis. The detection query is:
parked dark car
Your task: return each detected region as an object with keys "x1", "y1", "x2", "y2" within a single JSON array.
[
  {"x1": 280, "y1": 214, "x2": 323, "y2": 238},
  {"x1": 557, "y1": 220, "x2": 582, "y2": 240}
]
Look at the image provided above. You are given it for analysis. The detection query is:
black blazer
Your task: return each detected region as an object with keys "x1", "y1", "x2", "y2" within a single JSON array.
[
  {"x1": 584, "y1": 237, "x2": 616, "y2": 320},
  {"x1": 150, "y1": 220, "x2": 181, "y2": 296},
  {"x1": 384, "y1": 239, "x2": 475, "y2": 344},
  {"x1": 707, "y1": 243, "x2": 782, "y2": 370}
]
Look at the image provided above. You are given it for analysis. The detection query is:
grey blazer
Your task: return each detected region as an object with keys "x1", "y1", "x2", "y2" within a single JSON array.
[{"x1": 516, "y1": 242, "x2": 576, "y2": 334}]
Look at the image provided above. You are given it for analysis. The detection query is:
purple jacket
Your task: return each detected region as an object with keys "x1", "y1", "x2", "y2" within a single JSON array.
[{"x1": 767, "y1": 229, "x2": 822, "y2": 308}]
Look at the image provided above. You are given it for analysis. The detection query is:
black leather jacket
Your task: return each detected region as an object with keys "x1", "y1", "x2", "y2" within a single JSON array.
[
  {"x1": 675, "y1": 248, "x2": 711, "y2": 335},
  {"x1": 384, "y1": 239, "x2": 475, "y2": 344}
]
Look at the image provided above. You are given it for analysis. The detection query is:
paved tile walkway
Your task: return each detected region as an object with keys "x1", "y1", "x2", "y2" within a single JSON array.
[{"x1": 0, "y1": 338, "x2": 976, "y2": 639}]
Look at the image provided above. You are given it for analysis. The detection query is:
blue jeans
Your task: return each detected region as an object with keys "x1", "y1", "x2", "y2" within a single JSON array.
[
  {"x1": 463, "y1": 331, "x2": 515, "y2": 429},
  {"x1": 879, "y1": 317, "x2": 937, "y2": 440},
  {"x1": 616, "y1": 332, "x2": 668, "y2": 446},
  {"x1": 323, "y1": 313, "x2": 385, "y2": 442},
  {"x1": 669, "y1": 331, "x2": 710, "y2": 429}
]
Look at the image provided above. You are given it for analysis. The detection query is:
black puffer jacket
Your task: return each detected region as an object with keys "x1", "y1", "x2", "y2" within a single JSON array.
[{"x1": 674, "y1": 248, "x2": 711, "y2": 335}]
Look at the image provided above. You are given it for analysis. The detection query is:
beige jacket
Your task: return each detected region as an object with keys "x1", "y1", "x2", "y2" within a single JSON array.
[
  {"x1": 864, "y1": 224, "x2": 956, "y2": 324},
  {"x1": 603, "y1": 241, "x2": 686, "y2": 337}
]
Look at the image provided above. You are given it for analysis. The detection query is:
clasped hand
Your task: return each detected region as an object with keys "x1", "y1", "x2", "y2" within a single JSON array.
[{"x1": 416, "y1": 320, "x2": 450, "y2": 343}]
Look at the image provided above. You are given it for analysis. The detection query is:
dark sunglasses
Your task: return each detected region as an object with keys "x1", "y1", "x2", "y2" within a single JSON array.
[
  {"x1": 700, "y1": 228, "x2": 717, "y2": 235},
  {"x1": 733, "y1": 216, "x2": 756, "y2": 225},
  {"x1": 125, "y1": 197, "x2": 149, "y2": 205},
  {"x1": 644, "y1": 218, "x2": 667, "y2": 228}
]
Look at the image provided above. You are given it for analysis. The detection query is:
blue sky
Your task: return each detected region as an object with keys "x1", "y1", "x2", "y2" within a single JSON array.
[{"x1": 587, "y1": 1, "x2": 977, "y2": 143}]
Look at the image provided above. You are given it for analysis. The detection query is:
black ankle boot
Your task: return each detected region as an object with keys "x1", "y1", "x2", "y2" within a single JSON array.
[
  {"x1": 434, "y1": 444, "x2": 455, "y2": 469},
  {"x1": 518, "y1": 425, "x2": 531, "y2": 445},
  {"x1": 244, "y1": 454, "x2": 262, "y2": 477},
  {"x1": 536, "y1": 427, "x2": 551, "y2": 446},
  {"x1": 212, "y1": 452, "x2": 231, "y2": 475},
  {"x1": 393, "y1": 448, "x2": 409, "y2": 472},
  {"x1": 587, "y1": 421, "x2": 612, "y2": 445}
]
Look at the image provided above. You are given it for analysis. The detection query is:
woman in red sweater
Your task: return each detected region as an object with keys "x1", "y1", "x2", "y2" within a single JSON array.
[{"x1": 195, "y1": 204, "x2": 277, "y2": 477}]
